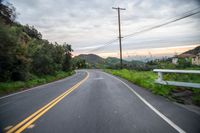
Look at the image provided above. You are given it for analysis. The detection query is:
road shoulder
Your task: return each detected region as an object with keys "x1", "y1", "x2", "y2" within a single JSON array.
[{"x1": 103, "y1": 71, "x2": 200, "y2": 133}]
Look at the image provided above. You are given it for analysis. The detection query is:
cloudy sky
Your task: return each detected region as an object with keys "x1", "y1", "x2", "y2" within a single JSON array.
[{"x1": 6, "y1": 0, "x2": 200, "y2": 59}]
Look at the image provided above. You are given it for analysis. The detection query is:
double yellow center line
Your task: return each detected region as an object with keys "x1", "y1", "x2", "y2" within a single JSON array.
[{"x1": 7, "y1": 71, "x2": 89, "y2": 133}]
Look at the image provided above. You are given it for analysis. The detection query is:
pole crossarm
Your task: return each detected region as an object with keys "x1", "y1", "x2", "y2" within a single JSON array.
[{"x1": 112, "y1": 7, "x2": 126, "y2": 10}]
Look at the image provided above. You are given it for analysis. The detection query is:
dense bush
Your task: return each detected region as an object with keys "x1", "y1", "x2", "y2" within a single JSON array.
[
  {"x1": 72, "y1": 58, "x2": 87, "y2": 69},
  {"x1": 0, "y1": 1, "x2": 73, "y2": 81}
]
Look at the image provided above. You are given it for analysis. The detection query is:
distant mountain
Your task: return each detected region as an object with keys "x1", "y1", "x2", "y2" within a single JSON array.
[
  {"x1": 75, "y1": 54, "x2": 105, "y2": 65},
  {"x1": 74, "y1": 54, "x2": 144, "y2": 69},
  {"x1": 105, "y1": 57, "x2": 120, "y2": 65},
  {"x1": 105, "y1": 57, "x2": 130, "y2": 65},
  {"x1": 105, "y1": 57, "x2": 143, "y2": 65},
  {"x1": 182, "y1": 45, "x2": 200, "y2": 55}
]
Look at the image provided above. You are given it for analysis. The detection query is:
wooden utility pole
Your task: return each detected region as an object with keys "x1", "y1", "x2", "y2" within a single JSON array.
[{"x1": 112, "y1": 7, "x2": 125, "y2": 69}]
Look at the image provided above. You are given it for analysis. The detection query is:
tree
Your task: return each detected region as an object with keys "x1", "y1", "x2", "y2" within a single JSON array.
[
  {"x1": 0, "y1": 0, "x2": 16, "y2": 24},
  {"x1": 177, "y1": 58, "x2": 191, "y2": 68},
  {"x1": 0, "y1": 24, "x2": 16, "y2": 81},
  {"x1": 32, "y1": 42, "x2": 55, "y2": 75},
  {"x1": 72, "y1": 57, "x2": 87, "y2": 69},
  {"x1": 62, "y1": 43, "x2": 73, "y2": 71},
  {"x1": 0, "y1": 1, "x2": 74, "y2": 81},
  {"x1": 23, "y1": 25, "x2": 42, "y2": 40},
  {"x1": 0, "y1": 23, "x2": 31, "y2": 81}
]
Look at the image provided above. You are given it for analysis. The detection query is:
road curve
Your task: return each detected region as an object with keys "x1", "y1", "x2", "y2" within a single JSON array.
[{"x1": 0, "y1": 70, "x2": 200, "y2": 133}]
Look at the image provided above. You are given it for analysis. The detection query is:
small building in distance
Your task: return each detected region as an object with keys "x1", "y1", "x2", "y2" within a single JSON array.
[
  {"x1": 172, "y1": 57, "x2": 178, "y2": 65},
  {"x1": 172, "y1": 54, "x2": 195, "y2": 65},
  {"x1": 192, "y1": 53, "x2": 200, "y2": 66}
]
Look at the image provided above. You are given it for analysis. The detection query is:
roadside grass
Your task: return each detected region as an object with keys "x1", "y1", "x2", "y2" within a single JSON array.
[
  {"x1": 0, "y1": 71, "x2": 75, "y2": 96},
  {"x1": 105, "y1": 69, "x2": 174, "y2": 96},
  {"x1": 164, "y1": 73, "x2": 200, "y2": 83},
  {"x1": 104, "y1": 69, "x2": 200, "y2": 106}
]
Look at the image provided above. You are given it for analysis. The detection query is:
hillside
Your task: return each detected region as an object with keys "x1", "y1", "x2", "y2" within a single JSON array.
[
  {"x1": 0, "y1": 2, "x2": 73, "y2": 82},
  {"x1": 183, "y1": 45, "x2": 200, "y2": 55},
  {"x1": 75, "y1": 54, "x2": 105, "y2": 64},
  {"x1": 74, "y1": 54, "x2": 145, "y2": 69},
  {"x1": 106, "y1": 57, "x2": 120, "y2": 64}
]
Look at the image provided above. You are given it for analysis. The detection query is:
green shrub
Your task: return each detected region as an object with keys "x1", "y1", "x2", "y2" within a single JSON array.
[
  {"x1": 105, "y1": 69, "x2": 174, "y2": 97},
  {"x1": 0, "y1": 71, "x2": 74, "y2": 95},
  {"x1": 105, "y1": 69, "x2": 200, "y2": 106}
]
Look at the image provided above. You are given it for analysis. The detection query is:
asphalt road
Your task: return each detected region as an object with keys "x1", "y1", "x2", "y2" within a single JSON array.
[{"x1": 0, "y1": 70, "x2": 200, "y2": 133}]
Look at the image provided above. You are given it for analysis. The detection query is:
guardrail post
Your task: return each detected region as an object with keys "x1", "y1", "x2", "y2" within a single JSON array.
[{"x1": 158, "y1": 72, "x2": 163, "y2": 82}]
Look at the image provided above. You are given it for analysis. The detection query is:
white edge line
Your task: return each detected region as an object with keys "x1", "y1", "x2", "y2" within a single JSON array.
[
  {"x1": 0, "y1": 71, "x2": 78, "y2": 100},
  {"x1": 103, "y1": 72, "x2": 186, "y2": 133}
]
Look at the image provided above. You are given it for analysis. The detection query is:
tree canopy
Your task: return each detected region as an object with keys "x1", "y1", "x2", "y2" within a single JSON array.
[{"x1": 0, "y1": 1, "x2": 73, "y2": 81}]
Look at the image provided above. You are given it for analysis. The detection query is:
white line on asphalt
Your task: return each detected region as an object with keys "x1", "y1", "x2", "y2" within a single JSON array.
[
  {"x1": 0, "y1": 72, "x2": 78, "y2": 100},
  {"x1": 104, "y1": 72, "x2": 186, "y2": 133},
  {"x1": 92, "y1": 77, "x2": 104, "y2": 80}
]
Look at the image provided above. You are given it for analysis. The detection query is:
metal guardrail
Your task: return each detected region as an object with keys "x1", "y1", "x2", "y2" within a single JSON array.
[{"x1": 153, "y1": 69, "x2": 200, "y2": 88}]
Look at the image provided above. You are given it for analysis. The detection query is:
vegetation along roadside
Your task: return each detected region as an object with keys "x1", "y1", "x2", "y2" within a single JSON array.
[
  {"x1": 0, "y1": 2, "x2": 75, "y2": 96},
  {"x1": 104, "y1": 69, "x2": 200, "y2": 106},
  {"x1": 0, "y1": 71, "x2": 75, "y2": 96}
]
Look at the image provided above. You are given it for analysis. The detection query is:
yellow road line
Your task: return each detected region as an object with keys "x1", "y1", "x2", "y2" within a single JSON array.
[
  {"x1": 7, "y1": 89, "x2": 72, "y2": 133},
  {"x1": 7, "y1": 71, "x2": 89, "y2": 133}
]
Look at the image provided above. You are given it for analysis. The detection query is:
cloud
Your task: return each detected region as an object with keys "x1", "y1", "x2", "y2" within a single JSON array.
[{"x1": 7, "y1": 0, "x2": 200, "y2": 57}]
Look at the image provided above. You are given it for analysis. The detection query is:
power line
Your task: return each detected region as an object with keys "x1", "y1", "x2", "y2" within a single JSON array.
[
  {"x1": 127, "y1": 7, "x2": 200, "y2": 35},
  {"x1": 89, "y1": 38, "x2": 118, "y2": 52},
  {"x1": 123, "y1": 9, "x2": 200, "y2": 38},
  {"x1": 85, "y1": 7, "x2": 200, "y2": 54}
]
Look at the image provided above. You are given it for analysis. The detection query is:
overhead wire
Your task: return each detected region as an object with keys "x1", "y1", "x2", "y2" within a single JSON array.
[
  {"x1": 82, "y1": 7, "x2": 200, "y2": 53},
  {"x1": 123, "y1": 9, "x2": 200, "y2": 38},
  {"x1": 89, "y1": 38, "x2": 118, "y2": 52}
]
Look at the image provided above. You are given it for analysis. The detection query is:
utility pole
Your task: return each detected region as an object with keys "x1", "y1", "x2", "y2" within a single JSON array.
[{"x1": 112, "y1": 7, "x2": 126, "y2": 69}]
